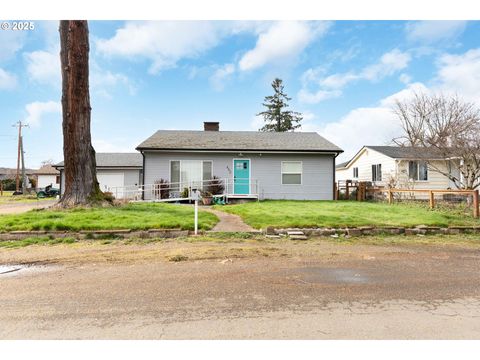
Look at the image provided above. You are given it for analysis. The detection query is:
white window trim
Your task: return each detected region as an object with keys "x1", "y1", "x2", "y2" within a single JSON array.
[
  {"x1": 353, "y1": 167, "x2": 359, "y2": 179},
  {"x1": 281, "y1": 161, "x2": 303, "y2": 185},
  {"x1": 169, "y1": 160, "x2": 213, "y2": 187},
  {"x1": 372, "y1": 164, "x2": 382, "y2": 182},
  {"x1": 408, "y1": 160, "x2": 429, "y2": 182}
]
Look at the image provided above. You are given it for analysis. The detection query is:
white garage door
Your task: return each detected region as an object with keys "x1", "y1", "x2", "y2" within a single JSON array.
[{"x1": 97, "y1": 172, "x2": 125, "y2": 199}]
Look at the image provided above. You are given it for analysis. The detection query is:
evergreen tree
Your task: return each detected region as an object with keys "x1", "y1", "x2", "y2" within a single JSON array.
[{"x1": 257, "y1": 78, "x2": 303, "y2": 132}]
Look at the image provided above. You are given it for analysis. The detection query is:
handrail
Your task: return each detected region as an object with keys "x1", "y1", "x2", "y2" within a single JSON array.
[{"x1": 107, "y1": 177, "x2": 260, "y2": 201}]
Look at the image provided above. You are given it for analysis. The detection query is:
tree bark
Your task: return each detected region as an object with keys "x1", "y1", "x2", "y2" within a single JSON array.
[{"x1": 59, "y1": 20, "x2": 104, "y2": 207}]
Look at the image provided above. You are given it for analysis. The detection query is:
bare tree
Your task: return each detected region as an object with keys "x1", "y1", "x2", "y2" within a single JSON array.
[
  {"x1": 393, "y1": 92, "x2": 480, "y2": 189},
  {"x1": 59, "y1": 20, "x2": 106, "y2": 206},
  {"x1": 40, "y1": 159, "x2": 54, "y2": 167}
]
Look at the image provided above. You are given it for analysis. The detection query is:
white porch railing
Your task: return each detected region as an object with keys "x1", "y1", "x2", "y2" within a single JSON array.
[{"x1": 108, "y1": 178, "x2": 259, "y2": 201}]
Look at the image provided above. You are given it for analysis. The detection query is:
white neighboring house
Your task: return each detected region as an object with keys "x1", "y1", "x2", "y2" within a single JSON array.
[
  {"x1": 336, "y1": 146, "x2": 460, "y2": 190},
  {"x1": 55, "y1": 153, "x2": 143, "y2": 199},
  {"x1": 35, "y1": 165, "x2": 60, "y2": 190}
]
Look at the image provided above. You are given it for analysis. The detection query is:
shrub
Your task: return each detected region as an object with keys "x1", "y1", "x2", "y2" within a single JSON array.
[
  {"x1": 180, "y1": 187, "x2": 189, "y2": 198},
  {"x1": 206, "y1": 176, "x2": 225, "y2": 195},
  {"x1": 103, "y1": 191, "x2": 115, "y2": 203}
]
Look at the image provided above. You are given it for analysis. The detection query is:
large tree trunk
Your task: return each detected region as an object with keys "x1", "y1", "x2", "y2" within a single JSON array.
[{"x1": 59, "y1": 20, "x2": 104, "y2": 207}]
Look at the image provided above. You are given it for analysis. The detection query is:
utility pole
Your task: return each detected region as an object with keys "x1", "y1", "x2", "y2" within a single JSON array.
[
  {"x1": 20, "y1": 136, "x2": 27, "y2": 193},
  {"x1": 12, "y1": 120, "x2": 29, "y2": 193}
]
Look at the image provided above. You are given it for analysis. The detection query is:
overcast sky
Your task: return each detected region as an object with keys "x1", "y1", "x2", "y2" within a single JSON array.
[{"x1": 1, "y1": 20, "x2": 479, "y2": 168}]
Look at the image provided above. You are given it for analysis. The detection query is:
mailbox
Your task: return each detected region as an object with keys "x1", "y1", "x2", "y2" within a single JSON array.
[{"x1": 191, "y1": 188, "x2": 201, "y2": 201}]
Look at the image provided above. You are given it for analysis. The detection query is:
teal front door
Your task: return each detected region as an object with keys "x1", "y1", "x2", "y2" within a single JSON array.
[{"x1": 233, "y1": 159, "x2": 250, "y2": 194}]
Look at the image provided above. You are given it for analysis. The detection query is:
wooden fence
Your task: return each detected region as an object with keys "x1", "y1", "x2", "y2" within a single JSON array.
[{"x1": 368, "y1": 188, "x2": 479, "y2": 219}]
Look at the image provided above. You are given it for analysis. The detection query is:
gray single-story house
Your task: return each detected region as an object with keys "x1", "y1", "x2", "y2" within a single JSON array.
[
  {"x1": 55, "y1": 153, "x2": 143, "y2": 199},
  {"x1": 136, "y1": 122, "x2": 343, "y2": 200}
]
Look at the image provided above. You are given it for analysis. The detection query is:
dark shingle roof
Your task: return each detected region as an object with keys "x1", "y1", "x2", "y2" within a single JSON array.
[
  {"x1": 136, "y1": 130, "x2": 343, "y2": 153},
  {"x1": 367, "y1": 146, "x2": 447, "y2": 159},
  {"x1": 35, "y1": 165, "x2": 59, "y2": 175},
  {"x1": 335, "y1": 161, "x2": 349, "y2": 169},
  {"x1": 55, "y1": 153, "x2": 142, "y2": 168}
]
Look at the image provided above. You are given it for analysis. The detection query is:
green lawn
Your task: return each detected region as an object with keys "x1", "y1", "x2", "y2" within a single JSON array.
[
  {"x1": 215, "y1": 200, "x2": 480, "y2": 229},
  {"x1": 0, "y1": 191, "x2": 51, "y2": 204},
  {"x1": 0, "y1": 203, "x2": 218, "y2": 231}
]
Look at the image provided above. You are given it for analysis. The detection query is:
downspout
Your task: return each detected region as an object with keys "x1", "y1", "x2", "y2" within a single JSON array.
[
  {"x1": 333, "y1": 153, "x2": 338, "y2": 200},
  {"x1": 141, "y1": 151, "x2": 146, "y2": 200},
  {"x1": 58, "y1": 168, "x2": 63, "y2": 197}
]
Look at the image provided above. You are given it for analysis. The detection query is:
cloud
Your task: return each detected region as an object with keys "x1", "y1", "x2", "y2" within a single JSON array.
[
  {"x1": 24, "y1": 48, "x2": 61, "y2": 86},
  {"x1": 435, "y1": 48, "x2": 480, "y2": 104},
  {"x1": 299, "y1": 83, "x2": 427, "y2": 160},
  {"x1": 96, "y1": 21, "x2": 223, "y2": 74},
  {"x1": 405, "y1": 21, "x2": 467, "y2": 44},
  {"x1": 0, "y1": 30, "x2": 27, "y2": 61},
  {"x1": 298, "y1": 89, "x2": 341, "y2": 104},
  {"x1": 25, "y1": 101, "x2": 61, "y2": 127},
  {"x1": 321, "y1": 105, "x2": 400, "y2": 162},
  {"x1": 209, "y1": 63, "x2": 235, "y2": 91},
  {"x1": 399, "y1": 73, "x2": 412, "y2": 84},
  {"x1": 93, "y1": 138, "x2": 144, "y2": 153},
  {"x1": 360, "y1": 49, "x2": 411, "y2": 81},
  {"x1": 299, "y1": 49, "x2": 411, "y2": 104},
  {"x1": 0, "y1": 68, "x2": 17, "y2": 90},
  {"x1": 238, "y1": 21, "x2": 330, "y2": 72},
  {"x1": 90, "y1": 64, "x2": 137, "y2": 98}
]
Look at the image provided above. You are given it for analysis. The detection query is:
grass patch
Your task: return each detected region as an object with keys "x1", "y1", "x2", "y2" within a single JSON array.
[
  {"x1": 168, "y1": 254, "x2": 189, "y2": 262},
  {"x1": 215, "y1": 200, "x2": 480, "y2": 229},
  {"x1": 0, "y1": 236, "x2": 76, "y2": 248},
  {"x1": 0, "y1": 191, "x2": 52, "y2": 204},
  {"x1": 0, "y1": 203, "x2": 219, "y2": 232}
]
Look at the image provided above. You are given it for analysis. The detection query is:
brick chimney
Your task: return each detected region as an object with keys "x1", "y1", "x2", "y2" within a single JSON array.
[{"x1": 204, "y1": 122, "x2": 219, "y2": 131}]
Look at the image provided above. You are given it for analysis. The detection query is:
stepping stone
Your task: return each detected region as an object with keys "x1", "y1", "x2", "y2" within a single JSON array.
[
  {"x1": 287, "y1": 231, "x2": 305, "y2": 236},
  {"x1": 290, "y1": 235, "x2": 308, "y2": 240},
  {"x1": 287, "y1": 230, "x2": 307, "y2": 240}
]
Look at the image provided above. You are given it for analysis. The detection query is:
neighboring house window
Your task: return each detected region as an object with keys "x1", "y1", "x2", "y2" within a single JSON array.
[
  {"x1": 371, "y1": 164, "x2": 382, "y2": 182},
  {"x1": 408, "y1": 161, "x2": 428, "y2": 181},
  {"x1": 56, "y1": 175, "x2": 60, "y2": 184},
  {"x1": 353, "y1": 167, "x2": 358, "y2": 178},
  {"x1": 282, "y1": 161, "x2": 302, "y2": 185},
  {"x1": 170, "y1": 160, "x2": 213, "y2": 190}
]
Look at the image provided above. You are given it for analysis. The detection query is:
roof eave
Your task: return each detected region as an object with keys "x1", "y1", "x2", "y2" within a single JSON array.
[{"x1": 136, "y1": 147, "x2": 343, "y2": 154}]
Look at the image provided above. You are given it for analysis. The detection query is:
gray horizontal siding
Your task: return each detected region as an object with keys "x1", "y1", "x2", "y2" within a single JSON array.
[{"x1": 143, "y1": 151, "x2": 334, "y2": 200}]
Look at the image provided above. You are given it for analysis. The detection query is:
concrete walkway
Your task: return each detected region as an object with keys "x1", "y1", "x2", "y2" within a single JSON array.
[{"x1": 201, "y1": 207, "x2": 256, "y2": 232}]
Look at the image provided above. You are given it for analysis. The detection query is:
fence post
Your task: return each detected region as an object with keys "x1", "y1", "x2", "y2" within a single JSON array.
[
  {"x1": 473, "y1": 190, "x2": 479, "y2": 219},
  {"x1": 429, "y1": 191, "x2": 435, "y2": 209},
  {"x1": 388, "y1": 189, "x2": 393, "y2": 204}
]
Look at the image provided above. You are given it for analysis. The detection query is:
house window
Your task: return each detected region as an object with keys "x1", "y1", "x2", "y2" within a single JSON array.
[
  {"x1": 170, "y1": 160, "x2": 213, "y2": 190},
  {"x1": 282, "y1": 161, "x2": 302, "y2": 185},
  {"x1": 371, "y1": 164, "x2": 382, "y2": 182},
  {"x1": 353, "y1": 167, "x2": 359, "y2": 178},
  {"x1": 55, "y1": 175, "x2": 60, "y2": 184},
  {"x1": 408, "y1": 161, "x2": 428, "y2": 181}
]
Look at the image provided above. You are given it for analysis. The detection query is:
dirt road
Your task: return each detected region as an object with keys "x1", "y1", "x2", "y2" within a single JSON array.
[{"x1": 1, "y1": 238, "x2": 480, "y2": 339}]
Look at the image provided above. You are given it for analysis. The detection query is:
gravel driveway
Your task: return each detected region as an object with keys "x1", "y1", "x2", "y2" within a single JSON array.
[
  {"x1": 1, "y1": 239, "x2": 479, "y2": 339},
  {"x1": 0, "y1": 200, "x2": 57, "y2": 214}
]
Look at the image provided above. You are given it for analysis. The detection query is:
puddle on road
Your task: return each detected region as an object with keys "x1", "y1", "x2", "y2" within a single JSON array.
[
  {"x1": 0, "y1": 264, "x2": 56, "y2": 278},
  {"x1": 289, "y1": 267, "x2": 371, "y2": 285}
]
